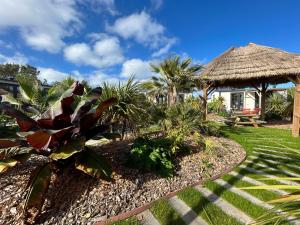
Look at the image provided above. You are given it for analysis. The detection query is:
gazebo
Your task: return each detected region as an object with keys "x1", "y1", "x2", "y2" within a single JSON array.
[{"x1": 201, "y1": 43, "x2": 300, "y2": 137}]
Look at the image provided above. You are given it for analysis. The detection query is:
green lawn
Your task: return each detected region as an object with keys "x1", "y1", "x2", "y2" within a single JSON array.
[
  {"x1": 150, "y1": 199, "x2": 186, "y2": 225},
  {"x1": 107, "y1": 126, "x2": 300, "y2": 225}
]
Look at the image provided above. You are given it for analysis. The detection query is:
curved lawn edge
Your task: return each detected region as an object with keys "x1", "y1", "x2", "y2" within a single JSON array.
[{"x1": 93, "y1": 140, "x2": 248, "y2": 225}]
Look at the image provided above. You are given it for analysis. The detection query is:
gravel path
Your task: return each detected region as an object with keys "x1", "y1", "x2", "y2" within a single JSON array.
[{"x1": 0, "y1": 136, "x2": 245, "y2": 225}]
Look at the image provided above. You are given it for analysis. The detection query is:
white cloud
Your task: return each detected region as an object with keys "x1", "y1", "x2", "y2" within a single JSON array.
[
  {"x1": 0, "y1": 40, "x2": 13, "y2": 49},
  {"x1": 38, "y1": 67, "x2": 70, "y2": 84},
  {"x1": 38, "y1": 67, "x2": 120, "y2": 87},
  {"x1": 0, "y1": 52, "x2": 28, "y2": 64},
  {"x1": 0, "y1": 0, "x2": 81, "y2": 53},
  {"x1": 87, "y1": 0, "x2": 118, "y2": 15},
  {"x1": 152, "y1": 37, "x2": 177, "y2": 57},
  {"x1": 151, "y1": 0, "x2": 163, "y2": 10},
  {"x1": 121, "y1": 58, "x2": 155, "y2": 80},
  {"x1": 107, "y1": 11, "x2": 166, "y2": 49},
  {"x1": 64, "y1": 36, "x2": 124, "y2": 68}
]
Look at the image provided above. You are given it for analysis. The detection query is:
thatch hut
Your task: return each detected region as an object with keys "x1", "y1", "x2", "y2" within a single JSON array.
[{"x1": 201, "y1": 43, "x2": 300, "y2": 137}]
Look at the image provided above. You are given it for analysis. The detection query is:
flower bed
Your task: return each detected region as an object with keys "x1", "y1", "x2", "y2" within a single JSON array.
[{"x1": 0, "y1": 136, "x2": 246, "y2": 225}]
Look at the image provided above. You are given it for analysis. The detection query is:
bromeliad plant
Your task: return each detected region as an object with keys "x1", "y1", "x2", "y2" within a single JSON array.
[{"x1": 0, "y1": 81, "x2": 117, "y2": 223}]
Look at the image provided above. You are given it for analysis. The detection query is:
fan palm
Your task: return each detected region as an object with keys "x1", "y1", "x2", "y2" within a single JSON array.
[
  {"x1": 140, "y1": 79, "x2": 167, "y2": 104},
  {"x1": 100, "y1": 76, "x2": 148, "y2": 139},
  {"x1": 150, "y1": 56, "x2": 203, "y2": 106}
]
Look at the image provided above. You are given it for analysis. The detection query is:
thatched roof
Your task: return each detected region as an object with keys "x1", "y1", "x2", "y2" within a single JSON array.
[
  {"x1": 0, "y1": 89, "x2": 8, "y2": 95},
  {"x1": 202, "y1": 43, "x2": 300, "y2": 86}
]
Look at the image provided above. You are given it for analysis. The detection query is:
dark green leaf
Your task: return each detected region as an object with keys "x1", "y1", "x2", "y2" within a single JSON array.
[
  {"x1": 75, "y1": 150, "x2": 112, "y2": 179},
  {"x1": 25, "y1": 163, "x2": 52, "y2": 224},
  {"x1": 50, "y1": 137, "x2": 85, "y2": 160},
  {"x1": 0, "y1": 158, "x2": 18, "y2": 173}
]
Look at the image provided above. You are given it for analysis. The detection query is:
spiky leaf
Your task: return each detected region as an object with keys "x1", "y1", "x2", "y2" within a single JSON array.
[
  {"x1": 0, "y1": 146, "x2": 32, "y2": 160},
  {"x1": 75, "y1": 150, "x2": 112, "y2": 179},
  {"x1": 50, "y1": 138, "x2": 85, "y2": 160},
  {"x1": 25, "y1": 163, "x2": 52, "y2": 224}
]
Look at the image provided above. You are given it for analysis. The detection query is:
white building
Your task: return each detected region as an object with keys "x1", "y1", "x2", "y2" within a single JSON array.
[{"x1": 210, "y1": 87, "x2": 287, "y2": 112}]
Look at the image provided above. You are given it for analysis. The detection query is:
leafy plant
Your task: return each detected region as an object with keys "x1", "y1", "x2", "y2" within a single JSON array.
[
  {"x1": 266, "y1": 93, "x2": 286, "y2": 120},
  {"x1": 199, "y1": 121, "x2": 222, "y2": 137},
  {"x1": 128, "y1": 136, "x2": 174, "y2": 177},
  {"x1": 0, "y1": 81, "x2": 117, "y2": 223},
  {"x1": 208, "y1": 97, "x2": 227, "y2": 116},
  {"x1": 148, "y1": 56, "x2": 203, "y2": 106},
  {"x1": 99, "y1": 77, "x2": 150, "y2": 139},
  {"x1": 266, "y1": 89, "x2": 294, "y2": 121}
]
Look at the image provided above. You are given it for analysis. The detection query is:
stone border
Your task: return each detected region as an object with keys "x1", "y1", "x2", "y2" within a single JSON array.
[{"x1": 94, "y1": 145, "x2": 248, "y2": 225}]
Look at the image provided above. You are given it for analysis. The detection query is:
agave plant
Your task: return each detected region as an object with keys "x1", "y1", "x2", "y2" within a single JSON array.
[{"x1": 0, "y1": 81, "x2": 117, "y2": 223}]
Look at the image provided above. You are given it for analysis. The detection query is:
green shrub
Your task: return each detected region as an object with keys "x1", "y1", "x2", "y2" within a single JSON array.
[
  {"x1": 166, "y1": 126, "x2": 191, "y2": 154},
  {"x1": 199, "y1": 121, "x2": 222, "y2": 137},
  {"x1": 128, "y1": 137, "x2": 174, "y2": 177},
  {"x1": 208, "y1": 97, "x2": 227, "y2": 116}
]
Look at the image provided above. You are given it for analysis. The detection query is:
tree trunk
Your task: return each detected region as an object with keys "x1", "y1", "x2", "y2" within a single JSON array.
[
  {"x1": 172, "y1": 86, "x2": 177, "y2": 105},
  {"x1": 121, "y1": 120, "x2": 127, "y2": 140}
]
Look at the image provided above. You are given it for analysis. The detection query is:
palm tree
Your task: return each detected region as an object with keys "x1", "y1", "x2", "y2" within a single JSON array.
[
  {"x1": 149, "y1": 56, "x2": 203, "y2": 106},
  {"x1": 100, "y1": 76, "x2": 148, "y2": 139},
  {"x1": 140, "y1": 79, "x2": 167, "y2": 104}
]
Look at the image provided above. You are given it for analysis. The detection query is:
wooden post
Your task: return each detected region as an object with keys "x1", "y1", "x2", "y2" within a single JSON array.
[
  {"x1": 202, "y1": 85, "x2": 208, "y2": 121},
  {"x1": 292, "y1": 81, "x2": 300, "y2": 137},
  {"x1": 260, "y1": 82, "x2": 268, "y2": 120}
]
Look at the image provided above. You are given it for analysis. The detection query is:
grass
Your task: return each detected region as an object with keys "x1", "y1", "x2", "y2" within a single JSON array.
[
  {"x1": 221, "y1": 174, "x2": 280, "y2": 202},
  {"x1": 150, "y1": 199, "x2": 186, "y2": 225},
  {"x1": 108, "y1": 217, "x2": 139, "y2": 225},
  {"x1": 177, "y1": 187, "x2": 242, "y2": 225},
  {"x1": 204, "y1": 180, "x2": 289, "y2": 224},
  {"x1": 109, "y1": 126, "x2": 300, "y2": 225}
]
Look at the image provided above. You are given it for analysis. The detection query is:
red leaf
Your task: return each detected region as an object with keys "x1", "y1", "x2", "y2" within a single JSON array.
[
  {"x1": 37, "y1": 114, "x2": 71, "y2": 130},
  {"x1": 79, "y1": 97, "x2": 117, "y2": 131},
  {"x1": 0, "y1": 104, "x2": 38, "y2": 131},
  {"x1": 26, "y1": 126, "x2": 75, "y2": 151},
  {"x1": 26, "y1": 131, "x2": 56, "y2": 151},
  {"x1": 71, "y1": 81, "x2": 84, "y2": 95},
  {"x1": 0, "y1": 140, "x2": 20, "y2": 148},
  {"x1": 95, "y1": 97, "x2": 117, "y2": 118},
  {"x1": 38, "y1": 81, "x2": 85, "y2": 130}
]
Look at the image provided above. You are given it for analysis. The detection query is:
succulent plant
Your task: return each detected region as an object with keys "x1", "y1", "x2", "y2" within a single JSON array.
[{"x1": 0, "y1": 81, "x2": 117, "y2": 223}]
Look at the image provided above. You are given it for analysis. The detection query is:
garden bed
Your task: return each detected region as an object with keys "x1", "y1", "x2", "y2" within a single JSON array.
[{"x1": 0, "y1": 136, "x2": 246, "y2": 225}]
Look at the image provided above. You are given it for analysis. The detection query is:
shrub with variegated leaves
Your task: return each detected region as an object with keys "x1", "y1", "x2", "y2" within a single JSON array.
[{"x1": 0, "y1": 81, "x2": 117, "y2": 224}]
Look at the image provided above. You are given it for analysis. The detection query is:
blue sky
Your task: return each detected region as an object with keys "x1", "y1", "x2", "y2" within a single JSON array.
[{"x1": 0, "y1": 0, "x2": 299, "y2": 86}]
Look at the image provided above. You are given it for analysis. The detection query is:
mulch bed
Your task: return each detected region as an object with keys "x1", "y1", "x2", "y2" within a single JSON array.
[{"x1": 0, "y1": 136, "x2": 246, "y2": 225}]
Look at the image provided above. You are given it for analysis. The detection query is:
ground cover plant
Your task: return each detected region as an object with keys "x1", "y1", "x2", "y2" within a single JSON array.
[{"x1": 0, "y1": 81, "x2": 117, "y2": 224}]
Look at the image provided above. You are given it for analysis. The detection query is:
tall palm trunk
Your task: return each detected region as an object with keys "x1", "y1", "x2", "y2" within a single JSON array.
[
  {"x1": 168, "y1": 86, "x2": 177, "y2": 106},
  {"x1": 172, "y1": 85, "x2": 177, "y2": 104}
]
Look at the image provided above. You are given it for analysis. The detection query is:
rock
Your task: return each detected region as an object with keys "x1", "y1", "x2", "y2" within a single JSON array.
[{"x1": 10, "y1": 207, "x2": 17, "y2": 215}]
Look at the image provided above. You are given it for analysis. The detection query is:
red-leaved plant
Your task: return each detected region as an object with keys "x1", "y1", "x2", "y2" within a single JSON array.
[{"x1": 0, "y1": 81, "x2": 117, "y2": 223}]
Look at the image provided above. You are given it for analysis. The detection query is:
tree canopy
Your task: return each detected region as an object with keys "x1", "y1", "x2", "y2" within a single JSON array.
[{"x1": 0, "y1": 64, "x2": 39, "y2": 80}]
